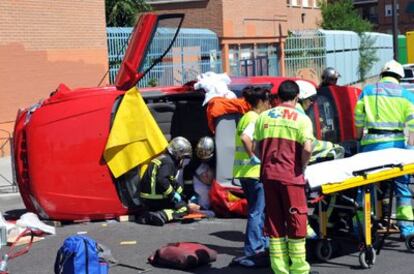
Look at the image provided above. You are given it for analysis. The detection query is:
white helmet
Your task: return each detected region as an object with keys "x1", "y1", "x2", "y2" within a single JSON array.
[
  {"x1": 195, "y1": 136, "x2": 214, "y2": 160},
  {"x1": 381, "y1": 60, "x2": 405, "y2": 78},
  {"x1": 296, "y1": 80, "x2": 317, "y2": 100},
  {"x1": 167, "y1": 136, "x2": 192, "y2": 161}
]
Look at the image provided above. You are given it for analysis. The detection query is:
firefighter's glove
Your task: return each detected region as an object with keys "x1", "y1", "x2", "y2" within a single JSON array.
[
  {"x1": 249, "y1": 155, "x2": 261, "y2": 165},
  {"x1": 172, "y1": 192, "x2": 182, "y2": 203}
]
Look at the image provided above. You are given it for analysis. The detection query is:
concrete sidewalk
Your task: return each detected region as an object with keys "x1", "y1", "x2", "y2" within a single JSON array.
[{"x1": 0, "y1": 156, "x2": 18, "y2": 194}]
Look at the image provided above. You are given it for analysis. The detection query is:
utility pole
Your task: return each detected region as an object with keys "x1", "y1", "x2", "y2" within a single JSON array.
[{"x1": 392, "y1": 0, "x2": 399, "y2": 60}]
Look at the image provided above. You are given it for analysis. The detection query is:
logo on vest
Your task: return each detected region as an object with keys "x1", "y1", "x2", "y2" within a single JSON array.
[
  {"x1": 268, "y1": 109, "x2": 281, "y2": 119},
  {"x1": 282, "y1": 109, "x2": 298, "y2": 121},
  {"x1": 268, "y1": 108, "x2": 298, "y2": 121}
]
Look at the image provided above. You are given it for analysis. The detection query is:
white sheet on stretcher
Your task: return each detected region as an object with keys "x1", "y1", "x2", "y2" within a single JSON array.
[{"x1": 305, "y1": 148, "x2": 414, "y2": 190}]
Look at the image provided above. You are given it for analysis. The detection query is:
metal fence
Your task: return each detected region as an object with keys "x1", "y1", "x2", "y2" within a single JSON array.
[
  {"x1": 284, "y1": 30, "x2": 394, "y2": 85},
  {"x1": 284, "y1": 30, "x2": 326, "y2": 83},
  {"x1": 107, "y1": 27, "x2": 222, "y2": 87}
]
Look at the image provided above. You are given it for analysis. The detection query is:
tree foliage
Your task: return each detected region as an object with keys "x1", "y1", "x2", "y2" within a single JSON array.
[
  {"x1": 319, "y1": 0, "x2": 378, "y2": 81},
  {"x1": 319, "y1": 0, "x2": 372, "y2": 34},
  {"x1": 106, "y1": 0, "x2": 152, "y2": 27}
]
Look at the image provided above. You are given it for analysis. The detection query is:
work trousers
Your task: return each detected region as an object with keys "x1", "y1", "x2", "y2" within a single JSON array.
[
  {"x1": 240, "y1": 178, "x2": 267, "y2": 256},
  {"x1": 263, "y1": 180, "x2": 308, "y2": 238},
  {"x1": 142, "y1": 198, "x2": 188, "y2": 222},
  {"x1": 355, "y1": 140, "x2": 414, "y2": 237},
  {"x1": 264, "y1": 181, "x2": 310, "y2": 274}
]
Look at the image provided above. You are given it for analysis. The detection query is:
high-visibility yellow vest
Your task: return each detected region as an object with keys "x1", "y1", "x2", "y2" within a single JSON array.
[
  {"x1": 233, "y1": 111, "x2": 260, "y2": 178},
  {"x1": 354, "y1": 77, "x2": 414, "y2": 146}
]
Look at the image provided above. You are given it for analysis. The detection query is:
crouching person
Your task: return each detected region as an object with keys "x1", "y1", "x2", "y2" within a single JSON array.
[{"x1": 138, "y1": 137, "x2": 192, "y2": 226}]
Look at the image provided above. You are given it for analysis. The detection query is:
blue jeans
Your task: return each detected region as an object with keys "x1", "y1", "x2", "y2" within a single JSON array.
[
  {"x1": 240, "y1": 178, "x2": 268, "y2": 256},
  {"x1": 357, "y1": 140, "x2": 414, "y2": 237}
]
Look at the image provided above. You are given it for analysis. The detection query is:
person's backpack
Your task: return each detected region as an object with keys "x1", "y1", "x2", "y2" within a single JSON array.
[{"x1": 54, "y1": 235, "x2": 109, "y2": 274}]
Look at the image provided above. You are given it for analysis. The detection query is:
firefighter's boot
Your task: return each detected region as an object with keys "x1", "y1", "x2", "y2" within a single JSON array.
[
  {"x1": 269, "y1": 237, "x2": 289, "y2": 274},
  {"x1": 288, "y1": 238, "x2": 310, "y2": 274},
  {"x1": 147, "y1": 211, "x2": 168, "y2": 226}
]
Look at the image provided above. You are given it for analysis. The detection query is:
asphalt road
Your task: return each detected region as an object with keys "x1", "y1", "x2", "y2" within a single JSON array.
[{"x1": 1, "y1": 194, "x2": 414, "y2": 274}]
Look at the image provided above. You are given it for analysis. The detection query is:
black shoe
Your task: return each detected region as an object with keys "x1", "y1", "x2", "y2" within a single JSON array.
[
  {"x1": 135, "y1": 213, "x2": 149, "y2": 225},
  {"x1": 309, "y1": 271, "x2": 319, "y2": 274},
  {"x1": 147, "y1": 212, "x2": 166, "y2": 226}
]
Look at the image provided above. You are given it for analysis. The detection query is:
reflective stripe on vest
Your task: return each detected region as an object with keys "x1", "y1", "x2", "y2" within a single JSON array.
[
  {"x1": 354, "y1": 80, "x2": 414, "y2": 146},
  {"x1": 140, "y1": 158, "x2": 174, "y2": 200},
  {"x1": 233, "y1": 111, "x2": 260, "y2": 178},
  {"x1": 361, "y1": 132, "x2": 405, "y2": 146}
]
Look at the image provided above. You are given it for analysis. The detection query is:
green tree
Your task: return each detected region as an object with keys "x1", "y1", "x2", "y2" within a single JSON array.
[
  {"x1": 106, "y1": 0, "x2": 152, "y2": 27},
  {"x1": 319, "y1": 0, "x2": 372, "y2": 34},
  {"x1": 319, "y1": 0, "x2": 378, "y2": 81}
]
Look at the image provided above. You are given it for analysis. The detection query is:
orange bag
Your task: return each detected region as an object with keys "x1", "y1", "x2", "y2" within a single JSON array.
[{"x1": 206, "y1": 98, "x2": 250, "y2": 133}]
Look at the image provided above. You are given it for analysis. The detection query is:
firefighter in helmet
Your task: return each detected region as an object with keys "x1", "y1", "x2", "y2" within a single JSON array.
[
  {"x1": 320, "y1": 67, "x2": 341, "y2": 87},
  {"x1": 189, "y1": 136, "x2": 215, "y2": 211},
  {"x1": 138, "y1": 136, "x2": 192, "y2": 226}
]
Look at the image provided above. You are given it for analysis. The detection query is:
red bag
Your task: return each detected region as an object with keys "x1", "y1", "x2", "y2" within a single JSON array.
[
  {"x1": 148, "y1": 242, "x2": 217, "y2": 269},
  {"x1": 209, "y1": 180, "x2": 247, "y2": 217}
]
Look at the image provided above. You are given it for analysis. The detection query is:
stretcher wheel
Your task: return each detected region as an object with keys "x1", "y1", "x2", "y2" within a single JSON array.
[
  {"x1": 315, "y1": 239, "x2": 333, "y2": 262},
  {"x1": 404, "y1": 234, "x2": 414, "y2": 252},
  {"x1": 358, "y1": 247, "x2": 376, "y2": 269}
]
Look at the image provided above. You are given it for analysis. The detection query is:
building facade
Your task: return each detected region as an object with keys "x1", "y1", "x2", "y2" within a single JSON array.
[
  {"x1": 0, "y1": 0, "x2": 109, "y2": 155},
  {"x1": 354, "y1": 0, "x2": 414, "y2": 34},
  {"x1": 149, "y1": 0, "x2": 321, "y2": 77}
]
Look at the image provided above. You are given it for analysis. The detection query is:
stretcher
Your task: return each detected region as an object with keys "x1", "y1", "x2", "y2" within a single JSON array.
[{"x1": 305, "y1": 148, "x2": 414, "y2": 269}]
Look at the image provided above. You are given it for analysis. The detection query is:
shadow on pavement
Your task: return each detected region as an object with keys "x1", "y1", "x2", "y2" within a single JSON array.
[
  {"x1": 4, "y1": 208, "x2": 26, "y2": 220},
  {"x1": 209, "y1": 230, "x2": 244, "y2": 242},
  {"x1": 202, "y1": 243, "x2": 243, "y2": 257}
]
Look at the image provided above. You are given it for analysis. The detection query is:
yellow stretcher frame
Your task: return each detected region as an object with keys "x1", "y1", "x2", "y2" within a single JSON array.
[
  {"x1": 320, "y1": 163, "x2": 414, "y2": 195},
  {"x1": 313, "y1": 162, "x2": 414, "y2": 269}
]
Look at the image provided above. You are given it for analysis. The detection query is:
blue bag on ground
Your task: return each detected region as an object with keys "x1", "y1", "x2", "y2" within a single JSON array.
[{"x1": 54, "y1": 235, "x2": 109, "y2": 274}]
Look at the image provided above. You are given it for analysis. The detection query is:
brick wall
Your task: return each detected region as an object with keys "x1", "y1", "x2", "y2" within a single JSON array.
[
  {"x1": 286, "y1": 6, "x2": 322, "y2": 31},
  {"x1": 0, "y1": 0, "x2": 108, "y2": 155},
  {"x1": 152, "y1": 0, "x2": 224, "y2": 35},
  {"x1": 377, "y1": 0, "x2": 414, "y2": 34},
  {"x1": 221, "y1": 0, "x2": 288, "y2": 38}
]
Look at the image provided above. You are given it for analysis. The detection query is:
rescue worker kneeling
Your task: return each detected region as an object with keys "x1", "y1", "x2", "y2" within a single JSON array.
[{"x1": 138, "y1": 136, "x2": 192, "y2": 226}]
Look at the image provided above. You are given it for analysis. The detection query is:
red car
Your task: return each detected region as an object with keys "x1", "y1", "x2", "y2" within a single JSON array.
[{"x1": 12, "y1": 13, "x2": 361, "y2": 221}]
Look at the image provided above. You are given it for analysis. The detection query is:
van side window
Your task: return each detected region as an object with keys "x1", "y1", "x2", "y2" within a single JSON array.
[{"x1": 315, "y1": 93, "x2": 340, "y2": 143}]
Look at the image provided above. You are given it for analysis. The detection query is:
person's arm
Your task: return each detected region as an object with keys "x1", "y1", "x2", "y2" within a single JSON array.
[
  {"x1": 302, "y1": 139, "x2": 313, "y2": 171},
  {"x1": 253, "y1": 117, "x2": 263, "y2": 160},
  {"x1": 354, "y1": 92, "x2": 366, "y2": 140},
  {"x1": 156, "y1": 162, "x2": 175, "y2": 198},
  {"x1": 301, "y1": 117, "x2": 314, "y2": 171},
  {"x1": 404, "y1": 91, "x2": 414, "y2": 147},
  {"x1": 408, "y1": 131, "x2": 414, "y2": 147},
  {"x1": 240, "y1": 123, "x2": 255, "y2": 157},
  {"x1": 356, "y1": 127, "x2": 364, "y2": 140}
]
